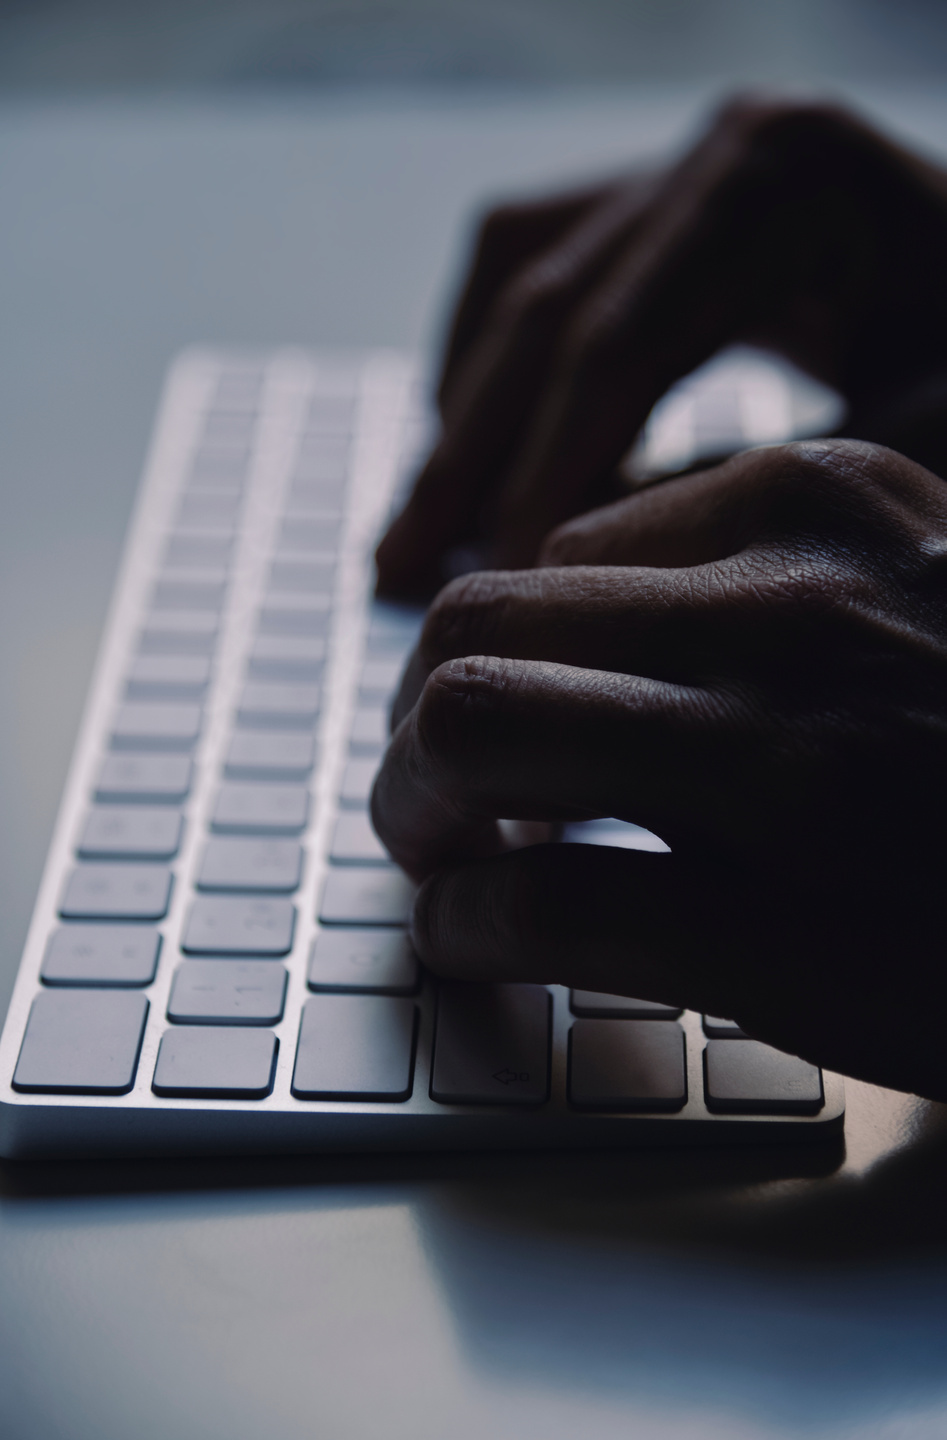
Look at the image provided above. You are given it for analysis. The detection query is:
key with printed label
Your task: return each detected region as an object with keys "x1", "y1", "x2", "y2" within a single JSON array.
[
  {"x1": 703, "y1": 1040, "x2": 824, "y2": 1115},
  {"x1": 197, "y1": 838, "x2": 303, "y2": 893},
  {"x1": 319, "y1": 870, "x2": 416, "y2": 926},
  {"x1": 307, "y1": 928, "x2": 419, "y2": 994},
  {"x1": 431, "y1": 984, "x2": 551, "y2": 1106},
  {"x1": 40, "y1": 926, "x2": 161, "y2": 987},
  {"x1": 167, "y1": 960, "x2": 288, "y2": 1025},
  {"x1": 94, "y1": 755, "x2": 193, "y2": 805},
  {"x1": 59, "y1": 864, "x2": 173, "y2": 921},
  {"x1": 182, "y1": 896, "x2": 296, "y2": 956},
  {"x1": 212, "y1": 783, "x2": 310, "y2": 835},
  {"x1": 77, "y1": 807, "x2": 184, "y2": 861}
]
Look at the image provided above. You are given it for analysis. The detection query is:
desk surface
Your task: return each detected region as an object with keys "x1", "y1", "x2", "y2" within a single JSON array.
[{"x1": 1, "y1": 87, "x2": 946, "y2": 1440}]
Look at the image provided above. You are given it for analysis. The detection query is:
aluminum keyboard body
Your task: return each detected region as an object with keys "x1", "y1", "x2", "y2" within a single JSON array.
[{"x1": 0, "y1": 347, "x2": 844, "y2": 1157}]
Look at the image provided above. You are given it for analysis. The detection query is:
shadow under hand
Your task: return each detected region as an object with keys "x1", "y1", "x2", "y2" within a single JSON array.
[{"x1": 410, "y1": 1089, "x2": 947, "y2": 1432}]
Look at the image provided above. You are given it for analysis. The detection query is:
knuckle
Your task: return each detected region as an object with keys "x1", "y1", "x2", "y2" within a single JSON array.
[
  {"x1": 741, "y1": 439, "x2": 912, "y2": 547},
  {"x1": 420, "y1": 572, "x2": 537, "y2": 668},
  {"x1": 420, "y1": 574, "x2": 501, "y2": 668},
  {"x1": 476, "y1": 200, "x2": 530, "y2": 250},
  {"x1": 711, "y1": 93, "x2": 852, "y2": 155}
]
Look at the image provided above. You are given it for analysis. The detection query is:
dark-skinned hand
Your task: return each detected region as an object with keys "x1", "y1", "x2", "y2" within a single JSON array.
[
  {"x1": 375, "y1": 96, "x2": 947, "y2": 596},
  {"x1": 372, "y1": 440, "x2": 947, "y2": 1103}
]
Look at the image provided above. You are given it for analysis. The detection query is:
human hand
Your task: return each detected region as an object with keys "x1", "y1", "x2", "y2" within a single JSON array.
[
  {"x1": 376, "y1": 97, "x2": 947, "y2": 596},
  {"x1": 372, "y1": 440, "x2": 947, "y2": 1101}
]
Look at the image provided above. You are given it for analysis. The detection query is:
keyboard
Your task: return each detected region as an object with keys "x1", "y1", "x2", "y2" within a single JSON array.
[{"x1": 0, "y1": 346, "x2": 845, "y2": 1157}]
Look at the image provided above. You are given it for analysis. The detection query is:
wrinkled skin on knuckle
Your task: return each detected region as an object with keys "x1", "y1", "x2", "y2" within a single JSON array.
[
  {"x1": 751, "y1": 440, "x2": 947, "y2": 569},
  {"x1": 419, "y1": 572, "x2": 519, "y2": 672}
]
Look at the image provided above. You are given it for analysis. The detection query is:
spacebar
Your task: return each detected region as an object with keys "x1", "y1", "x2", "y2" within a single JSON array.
[{"x1": 431, "y1": 983, "x2": 550, "y2": 1106}]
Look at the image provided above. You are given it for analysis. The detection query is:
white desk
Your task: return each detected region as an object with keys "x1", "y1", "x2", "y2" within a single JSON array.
[{"x1": 1, "y1": 87, "x2": 946, "y2": 1440}]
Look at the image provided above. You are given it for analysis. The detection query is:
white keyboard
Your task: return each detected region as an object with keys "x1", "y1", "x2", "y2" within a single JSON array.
[{"x1": 0, "y1": 347, "x2": 844, "y2": 1157}]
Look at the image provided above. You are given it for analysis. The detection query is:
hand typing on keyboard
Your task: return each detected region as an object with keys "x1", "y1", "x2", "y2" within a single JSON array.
[
  {"x1": 372, "y1": 98, "x2": 947, "y2": 1105},
  {"x1": 375, "y1": 96, "x2": 947, "y2": 592}
]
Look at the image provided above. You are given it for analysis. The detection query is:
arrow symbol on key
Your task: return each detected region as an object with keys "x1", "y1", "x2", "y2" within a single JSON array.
[{"x1": 493, "y1": 1068, "x2": 528, "y2": 1084}]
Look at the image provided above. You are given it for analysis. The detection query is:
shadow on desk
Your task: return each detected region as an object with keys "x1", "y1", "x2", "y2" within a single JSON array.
[
  {"x1": 3, "y1": 1088, "x2": 947, "y2": 1433},
  {"x1": 3, "y1": 1088, "x2": 947, "y2": 1266}
]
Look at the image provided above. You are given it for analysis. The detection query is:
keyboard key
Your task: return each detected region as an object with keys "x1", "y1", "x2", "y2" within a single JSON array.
[
  {"x1": 200, "y1": 412, "x2": 256, "y2": 446},
  {"x1": 330, "y1": 812, "x2": 392, "y2": 865},
  {"x1": 187, "y1": 456, "x2": 246, "y2": 490},
  {"x1": 568, "y1": 1019, "x2": 687, "y2": 1111},
  {"x1": 308, "y1": 928, "x2": 419, "y2": 994},
  {"x1": 431, "y1": 983, "x2": 551, "y2": 1106},
  {"x1": 212, "y1": 370, "x2": 264, "y2": 409},
  {"x1": 319, "y1": 870, "x2": 416, "y2": 926},
  {"x1": 167, "y1": 960, "x2": 288, "y2": 1025},
  {"x1": 40, "y1": 925, "x2": 161, "y2": 987},
  {"x1": 703, "y1": 1040, "x2": 824, "y2": 1115},
  {"x1": 176, "y1": 493, "x2": 241, "y2": 531},
  {"x1": 570, "y1": 990, "x2": 682, "y2": 1020},
  {"x1": 258, "y1": 597, "x2": 332, "y2": 637},
  {"x1": 360, "y1": 658, "x2": 403, "y2": 700},
  {"x1": 13, "y1": 991, "x2": 148, "y2": 1094},
  {"x1": 349, "y1": 707, "x2": 388, "y2": 753},
  {"x1": 152, "y1": 1027, "x2": 277, "y2": 1098},
  {"x1": 296, "y1": 441, "x2": 349, "y2": 471},
  {"x1": 247, "y1": 635, "x2": 326, "y2": 682},
  {"x1": 277, "y1": 518, "x2": 342, "y2": 553},
  {"x1": 268, "y1": 560, "x2": 335, "y2": 593},
  {"x1": 94, "y1": 754, "x2": 193, "y2": 804},
  {"x1": 224, "y1": 732, "x2": 316, "y2": 782},
  {"x1": 182, "y1": 896, "x2": 295, "y2": 955},
  {"x1": 297, "y1": 432, "x2": 349, "y2": 460},
  {"x1": 197, "y1": 838, "x2": 303, "y2": 893},
  {"x1": 126, "y1": 655, "x2": 211, "y2": 700},
  {"x1": 59, "y1": 864, "x2": 172, "y2": 920},
  {"x1": 293, "y1": 450, "x2": 348, "y2": 482},
  {"x1": 703, "y1": 1015, "x2": 749, "y2": 1038},
  {"x1": 164, "y1": 535, "x2": 232, "y2": 569},
  {"x1": 306, "y1": 396, "x2": 354, "y2": 429},
  {"x1": 212, "y1": 782, "x2": 310, "y2": 835},
  {"x1": 339, "y1": 758, "x2": 379, "y2": 807},
  {"x1": 292, "y1": 996, "x2": 417, "y2": 1100},
  {"x1": 77, "y1": 807, "x2": 184, "y2": 861},
  {"x1": 138, "y1": 612, "x2": 218, "y2": 656},
  {"x1": 152, "y1": 579, "x2": 226, "y2": 612},
  {"x1": 287, "y1": 479, "x2": 346, "y2": 511},
  {"x1": 236, "y1": 683, "x2": 320, "y2": 730},
  {"x1": 111, "y1": 702, "x2": 202, "y2": 752}
]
